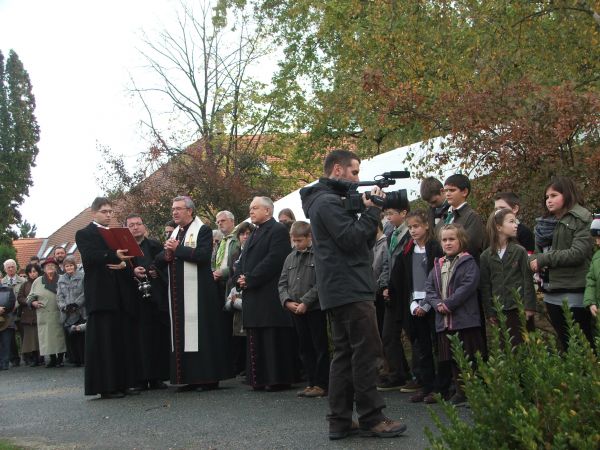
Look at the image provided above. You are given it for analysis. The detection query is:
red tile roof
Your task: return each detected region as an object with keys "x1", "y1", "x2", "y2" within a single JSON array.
[{"x1": 13, "y1": 238, "x2": 45, "y2": 269}]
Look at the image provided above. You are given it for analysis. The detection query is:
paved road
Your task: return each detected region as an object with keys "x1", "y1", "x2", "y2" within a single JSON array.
[{"x1": 1, "y1": 365, "x2": 465, "y2": 449}]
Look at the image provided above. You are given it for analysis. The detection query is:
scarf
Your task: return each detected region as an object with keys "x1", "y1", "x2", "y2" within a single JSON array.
[
  {"x1": 42, "y1": 274, "x2": 58, "y2": 294},
  {"x1": 534, "y1": 216, "x2": 559, "y2": 249}
]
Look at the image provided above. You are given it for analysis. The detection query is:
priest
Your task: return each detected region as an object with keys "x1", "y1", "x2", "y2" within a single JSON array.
[
  {"x1": 156, "y1": 196, "x2": 234, "y2": 391},
  {"x1": 236, "y1": 196, "x2": 296, "y2": 391},
  {"x1": 126, "y1": 213, "x2": 171, "y2": 390},
  {"x1": 75, "y1": 197, "x2": 140, "y2": 399}
]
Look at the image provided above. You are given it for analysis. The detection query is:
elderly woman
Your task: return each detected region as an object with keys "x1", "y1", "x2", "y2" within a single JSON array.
[
  {"x1": 27, "y1": 257, "x2": 66, "y2": 368},
  {"x1": 17, "y1": 263, "x2": 43, "y2": 366},
  {"x1": 57, "y1": 256, "x2": 86, "y2": 366}
]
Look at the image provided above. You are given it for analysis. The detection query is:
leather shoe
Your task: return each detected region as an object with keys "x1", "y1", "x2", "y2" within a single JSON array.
[
  {"x1": 100, "y1": 392, "x2": 125, "y2": 399},
  {"x1": 360, "y1": 419, "x2": 407, "y2": 438},
  {"x1": 329, "y1": 421, "x2": 359, "y2": 440}
]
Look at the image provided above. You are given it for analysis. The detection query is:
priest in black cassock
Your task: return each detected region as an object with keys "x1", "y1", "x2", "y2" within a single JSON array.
[
  {"x1": 236, "y1": 196, "x2": 296, "y2": 391},
  {"x1": 126, "y1": 213, "x2": 170, "y2": 390},
  {"x1": 75, "y1": 197, "x2": 140, "y2": 399},
  {"x1": 156, "y1": 196, "x2": 234, "y2": 391}
]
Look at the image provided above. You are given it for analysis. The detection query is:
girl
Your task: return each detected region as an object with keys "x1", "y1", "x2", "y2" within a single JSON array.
[
  {"x1": 530, "y1": 176, "x2": 594, "y2": 350},
  {"x1": 425, "y1": 224, "x2": 484, "y2": 406},
  {"x1": 391, "y1": 210, "x2": 443, "y2": 402},
  {"x1": 480, "y1": 208, "x2": 537, "y2": 345}
]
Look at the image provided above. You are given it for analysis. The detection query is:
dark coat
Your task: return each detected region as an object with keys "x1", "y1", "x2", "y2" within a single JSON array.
[
  {"x1": 480, "y1": 242, "x2": 536, "y2": 317},
  {"x1": 436, "y1": 203, "x2": 486, "y2": 263},
  {"x1": 75, "y1": 223, "x2": 126, "y2": 314},
  {"x1": 391, "y1": 238, "x2": 443, "y2": 321},
  {"x1": 237, "y1": 217, "x2": 292, "y2": 328},
  {"x1": 300, "y1": 179, "x2": 380, "y2": 310},
  {"x1": 17, "y1": 280, "x2": 36, "y2": 325},
  {"x1": 278, "y1": 246, "x2": 319, "y2": 311},
  {"x1": 425, "y1": 253, "x2": 481, "y2": 332}
]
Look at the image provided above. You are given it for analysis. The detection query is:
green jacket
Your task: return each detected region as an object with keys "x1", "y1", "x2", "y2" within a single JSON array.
[
  {"x1": 481, "y1": 242, "x2": 536, "y2": 317},
  {"x1": 583, "y1": 249, "x2": 600, "y2": 308},
  {"x1": 531, "y1": 204, "x2": 593, "y2": 292}
]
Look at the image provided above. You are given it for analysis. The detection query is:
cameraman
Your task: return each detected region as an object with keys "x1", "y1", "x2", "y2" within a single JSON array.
[{"x1": 300, "y1": 149, "x2": 407, "y2": 440}]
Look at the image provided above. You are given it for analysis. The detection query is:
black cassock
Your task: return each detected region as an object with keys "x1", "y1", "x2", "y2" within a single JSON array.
[
  {"x1": 133, "y1": 238, "x2": 170, "y2": 383},
  {"x1": 75, "y1": 223, "x2": 140, "y2": 395},
  {"x1": 156, "y1": 218, "x2": 234, "y2": 385},
  {"x1": 237, "y1": 217, "x2": 296, "y2": 388}
]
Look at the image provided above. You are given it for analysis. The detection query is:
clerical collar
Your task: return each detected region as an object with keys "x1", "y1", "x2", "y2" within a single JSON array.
[{"x1": 93, "y1": 221, "x2": 110, "y2": 229}]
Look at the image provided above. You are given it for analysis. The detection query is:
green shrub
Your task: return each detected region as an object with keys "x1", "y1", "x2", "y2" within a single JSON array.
[{"x1": 426, "y1": 299, "x2": 600, "y2": 450}]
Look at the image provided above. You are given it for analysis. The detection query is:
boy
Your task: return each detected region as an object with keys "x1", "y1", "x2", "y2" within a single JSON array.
[
  {"x1": 377, "y1": 206, "x2": 417, "y2": 392},
  {"x1": 435, "y1": 174, "x2": 486, "y2": 262},
  {"x1": 420, "y1": 176, "x2": 450, "y2": 229},
  {"x1": 278, "y1": 221, "x2": 329, "y2": 398},
  {"x1": 584, "y1": 217, "x2": 600, "y2": 320}
]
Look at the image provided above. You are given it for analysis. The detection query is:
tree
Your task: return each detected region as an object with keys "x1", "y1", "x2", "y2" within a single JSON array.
[
  {"x1": 0, "y1": 50, "x2": 40, "y2": 246},
  {"x1": 247, "y1": 0, "x2": 600, "y2": 218},
  {"x1": 18, "y1": 219, "x2": 37, "y2": 238},
  {"x1": 100, "y1": 0, "x2": 296, "y2": 231}
]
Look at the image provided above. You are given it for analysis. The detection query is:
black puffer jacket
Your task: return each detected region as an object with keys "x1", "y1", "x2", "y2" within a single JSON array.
[{"x1": 300, "y1": 178, "x2": 381, "y2": 310}]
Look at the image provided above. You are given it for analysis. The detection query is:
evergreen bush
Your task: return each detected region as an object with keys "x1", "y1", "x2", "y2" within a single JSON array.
[{"x1": 426, "y1": 299, "x2": 600, "y2": 450}]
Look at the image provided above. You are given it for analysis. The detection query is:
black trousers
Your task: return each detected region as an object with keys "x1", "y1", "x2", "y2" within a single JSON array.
[
  {"x1": 380, "y1": 301, "x2": 411, "y2": 384},
  {"x1": 291, "y1": 309, "x2": 330, "y2": 389},
  {"x1": 409, "y1": 310, "x2": 436, "y2": 392},
  {"x1": 545, "y1": 302, "x2": 595, "y2": 351},
  {"x1": 327, "y1": 301, "x2": 386, "y2": 432}
]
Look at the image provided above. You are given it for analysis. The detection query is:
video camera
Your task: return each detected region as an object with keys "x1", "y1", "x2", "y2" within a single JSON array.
[{"x1": 329, "y1": 171, "x2": 411, "y2": 213}]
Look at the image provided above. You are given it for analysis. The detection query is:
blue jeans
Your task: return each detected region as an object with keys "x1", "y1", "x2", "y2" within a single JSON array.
[{"x1": 0, "y1": 328, "x2": 15, "y2": 369}]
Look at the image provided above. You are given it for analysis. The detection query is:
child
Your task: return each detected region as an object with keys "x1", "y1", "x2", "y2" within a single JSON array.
[
  {"x1": 435, "y1": 174, "x2": 485, "y2": 262},
  {"x1": 480, "y1": 208, "x2": 536, "y2": 346},
  {"x1": 425, "y1": 224, "x2": 484, "y2": 406},
  {"x1": 493, "y1": 192, "x2": 535, "y2": 253},
  {"x1": 584, "y1": 217, "x2": 600, "y2": 321},
  {"x1": 390, "y1": 210, "x2": 443, "y2": 402},
  {"x1": 278, "y1": 221, "x2": 329, "y2": 398},
  {"x1": 530, "y1": 176, "x2": 594, "y2": 350},
  {"x1": 377, "y1": 206, "x2": 415, "y2": 392},
  {"x1": 420, "y1": 176, "x2": 450, "y2": 229}
]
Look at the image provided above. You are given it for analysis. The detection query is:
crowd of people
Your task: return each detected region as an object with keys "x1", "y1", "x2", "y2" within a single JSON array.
[{"x1": 0, "y1": 149, "x2": 598, "y2": 441}]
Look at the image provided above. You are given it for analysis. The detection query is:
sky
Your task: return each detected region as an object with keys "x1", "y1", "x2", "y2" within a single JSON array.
[{"x1": 0, "y1": 0, "x2": 182, "y2": 236}]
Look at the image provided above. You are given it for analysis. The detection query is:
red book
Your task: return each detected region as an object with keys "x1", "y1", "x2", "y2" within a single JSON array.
[{"x1": 97, "y1": 227, "x2": 144, "y2": 257}]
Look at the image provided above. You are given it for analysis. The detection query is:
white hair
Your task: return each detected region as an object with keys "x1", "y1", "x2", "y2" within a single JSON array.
[
  {"x1": 216, "y1": 210, "x2": 235, "y2": 221},
  {"x1": 254, "y1": 196, "x2": 274, "y2": 212},
  {"x1": 3, "y1": 259, "x2": 17, "y2": 269}
]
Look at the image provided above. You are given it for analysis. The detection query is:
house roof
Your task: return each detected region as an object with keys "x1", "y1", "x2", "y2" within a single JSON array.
[{"x1": 13, "y1": 238, "x2": 45, "y2": 269}]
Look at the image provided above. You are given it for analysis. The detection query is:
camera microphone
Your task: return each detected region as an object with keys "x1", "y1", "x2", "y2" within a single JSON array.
[{"x1": 381, "y1": 171, "x2": 410, "y2": 179}]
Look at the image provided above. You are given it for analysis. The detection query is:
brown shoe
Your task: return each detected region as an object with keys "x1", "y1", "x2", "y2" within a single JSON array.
[
  {"x1": 304, "y1": 386, "x2": 327, "y2": 398},
  {"x1": 296, "y1": 386, "x2": 313, "y2": 397},
  {"x1": 424, "y1": 391, "x2": 450, "y2": 404},
  {"x1": 400, "y1": 379, "x2": 422, "y2": 393},
  {"x1": 360, "y1": 419, "x2": 407, "y2": 438},
  {"x1": 409, "y1": 389, "x2": 429, "y2": 403}
]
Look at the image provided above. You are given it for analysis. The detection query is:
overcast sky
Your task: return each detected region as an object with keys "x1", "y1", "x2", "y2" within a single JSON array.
[{"x1": 0, "y1": 0, "x2": 181, "y2": 236}]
